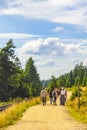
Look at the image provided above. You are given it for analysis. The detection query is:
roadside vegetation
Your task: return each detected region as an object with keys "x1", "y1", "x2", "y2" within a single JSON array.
[
  {"x1": 0, "y1": 97, "x2": 41, "y2": 128},
  {"x1": 66, "y1": 86, "x2": 87, "y2": 123}
]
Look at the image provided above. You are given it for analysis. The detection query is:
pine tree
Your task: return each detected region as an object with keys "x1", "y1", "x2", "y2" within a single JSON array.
[
  {"x1": 0, "y1": 39, "x2": 22, "y2": 101},
  {"x1": 24, "y1": 57, "x2": 42, "y2": 97},
  {"x1": 0, "y1": 40, "x2": 42, "y2": 101}
]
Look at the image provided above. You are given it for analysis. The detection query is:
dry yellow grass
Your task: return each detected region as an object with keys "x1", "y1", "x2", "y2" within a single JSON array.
[{"x1": 0, "y1": 97, "x2": 41, "y2": 128}]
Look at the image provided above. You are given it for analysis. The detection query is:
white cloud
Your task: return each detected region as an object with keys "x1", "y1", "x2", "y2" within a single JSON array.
[
  {"x1": 16, "y1": 37, "x2": 87, "y2": 58},
  {"x1": 78, "y1": 46, "x2": 87, "y2": 55},
  {"x1": 64, "y1": 44, "x2": 80, "y2": 54},
  {"x1": 15, "y1": 37, "x2": 87, "y2": 79},
  {"x1": 37, "y1": 59, "x2": 55, "y2": 67},
  {"x1": 0, "y1": 0, "x2": 87, "y2": 27},
  {"x1": 83, "y1": 59, "x2": 87, "y2": 65},
  {"x1": 0, "y1": 33, "x2": 39, "y2": 39},
  {"x1": 68, "y1": 57, "x2": 78, "y2": 64},
  {"x1": 18, "y1": 38, "x2": 44, "y2": 54},
  {"x1": 53, "y1": 27, "x2": 64, "y2": 32},
  {"x1": 16, "y1": 37, "x2": 65, "y2": 56}
]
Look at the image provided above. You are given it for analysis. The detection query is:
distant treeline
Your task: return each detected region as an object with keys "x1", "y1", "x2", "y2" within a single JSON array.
[
  {"x1": 57, "y1": 62, "x2": 87, "y2": 87},
  {"x1": 44, "y1": 62, "x2": 87, "y2": 90},
  {"x1": 0, "y1": 40, "x2": 42, "y2": 101}
]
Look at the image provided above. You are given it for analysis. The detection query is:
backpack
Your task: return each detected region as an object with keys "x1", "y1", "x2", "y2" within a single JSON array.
[
  {"x1": 52, "y1": 91, "x2": 56, "y2": 97},
  {"x1": 49, "y1": 91, "x2": 53, "y2": 97}
]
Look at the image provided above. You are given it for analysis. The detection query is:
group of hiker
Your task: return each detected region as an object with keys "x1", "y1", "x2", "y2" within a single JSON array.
[{"x1": 40, "y1": 87, "x2": 67, "y2": 106}]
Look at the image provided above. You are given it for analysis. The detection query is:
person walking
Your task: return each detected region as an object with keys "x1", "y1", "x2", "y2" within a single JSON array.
[
  {"x1": 52, "y1": 88, "x2": 58, "y2": 105},
  {"x1": 60, "y1": 87, "x2": 67, "y2": 106},
  {"x1": 49, "y1": 89, "x2": 53, "y2": 105},
  {"x1": 40, "y1": 87, "x2": 47, "y2": 106}
]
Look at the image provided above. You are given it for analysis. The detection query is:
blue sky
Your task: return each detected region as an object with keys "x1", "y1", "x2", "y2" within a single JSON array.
[{"x1": 0, "y1": 0, "x2": 87, "y2": 79}]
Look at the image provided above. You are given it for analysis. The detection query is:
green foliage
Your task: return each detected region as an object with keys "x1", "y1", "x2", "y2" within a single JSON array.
[
  {"x1": 41, "y1": 79, "x2": 50, "y2": 88},
  {"x1": 57, "y1": 75, "x2": 66, "y2": 87},
  {"x1": 70, "y1": 87, "x2": 78, "y2": 100},
  {"x1": 56, "y1": 62, "x2": 87, "y2": 88},
  {"x1": 0, "y1": 40, "x2": 42, "y2": 101},
  {"x1": 0, "y1": 39, "x2": 22, "y2": 101},
  {"x1": 24, "y1": 57, "x2": 42, "y2": 97},
  {"x1": 48, "y1": 75, "x2": 58, "y2": 91},
  {"x1": 70, "y1": 86, "x2": 82, "y2": 101},
  {"x1": 82, "y1": 75, "x2": 87, "y2": 86}
]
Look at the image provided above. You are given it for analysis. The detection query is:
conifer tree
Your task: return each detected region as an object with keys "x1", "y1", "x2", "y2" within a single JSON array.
[
  {"x1": 24, "y1": 57, "x2": 42, "y2": 97},
  {"x1": 0, "y1": 39, "x2": 22, "y2": 101}
]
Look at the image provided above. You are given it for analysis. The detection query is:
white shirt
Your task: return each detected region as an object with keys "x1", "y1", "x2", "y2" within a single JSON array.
[{"x1": 61, "y1": 90, "x2": 66, "y2": 95}]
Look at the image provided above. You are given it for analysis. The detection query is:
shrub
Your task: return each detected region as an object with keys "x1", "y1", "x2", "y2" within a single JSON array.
[{"x1": 70, "y1": 86, "x2": 82, "y2": 101}]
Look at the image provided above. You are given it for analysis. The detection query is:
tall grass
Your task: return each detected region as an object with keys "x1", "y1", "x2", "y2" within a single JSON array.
[
  {"x1": 66, "y1": 99, "x2": 87, "y2": 123},
  {"x1": 0, "y1": 97, "x2": 41, "y2": 128},
  {"x1": 66, "y1": 87, "x2": 87, "y2": 123}
]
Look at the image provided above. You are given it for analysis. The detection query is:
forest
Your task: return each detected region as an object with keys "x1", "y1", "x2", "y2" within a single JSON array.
[
  {"x1": 0, "y1": 40, "x2": 42, "y2": 101},
  {"x1": 0, "y1": 39, "x2": 87, "y2": 102},
  {"x1": 43, "y1": 62, "x2": 87, "y2": 91}
]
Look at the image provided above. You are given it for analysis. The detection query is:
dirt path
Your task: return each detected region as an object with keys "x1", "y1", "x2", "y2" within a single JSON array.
[{"x1": 4, "y1": 93, "x2": 87, "y2": 130}]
